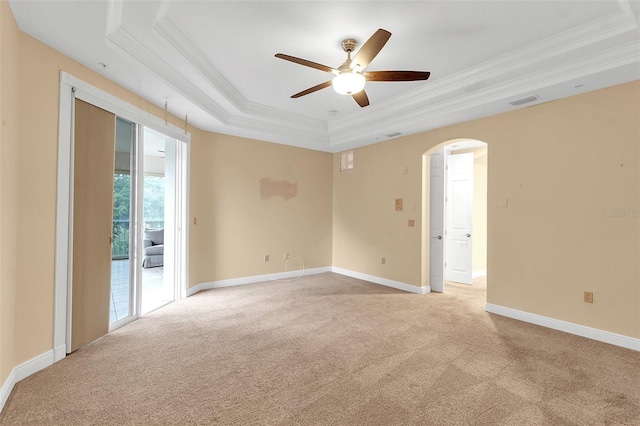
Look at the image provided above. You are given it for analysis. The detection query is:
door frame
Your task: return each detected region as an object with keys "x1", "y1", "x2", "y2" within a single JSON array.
[
  {"x1": 54, "y1": 72, "x2": 190, "y2": 361},
  {"x1": 422, "y1": 139, "x2": 487, "y2": 293}
]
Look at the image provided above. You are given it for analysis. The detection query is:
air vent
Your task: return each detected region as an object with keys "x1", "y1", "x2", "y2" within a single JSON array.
[
  {"x1": 385, "y1": 131, "x2": 402, "y2": 138},
  {"x1": 509, "y1": 95, "x2": 540, "y2": 106}
]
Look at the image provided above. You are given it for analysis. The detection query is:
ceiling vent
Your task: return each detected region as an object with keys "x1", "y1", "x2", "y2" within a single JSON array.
[{"x1": 509, "y1": 95, "x2": 540, "y2": 106}]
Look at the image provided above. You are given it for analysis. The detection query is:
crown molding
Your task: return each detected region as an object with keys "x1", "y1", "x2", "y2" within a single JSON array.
[
  {"x1": 329, "y1": 1, "x2": 640, "y2": 152},
  {"x1": 105, "y1": 26, "x2": 231, "y2": 124},
  {"x1": 329, "y1": 4, "x2": 638, "y2": 136},
  {"x1": 329, "y1": 40, "x2": 640, "y2": 149},
  {"x1": 105, "y1": 13, "x2": 331, "y2": 149},
  {"x1": 103, "y1": 0, "x2": 638, "y2": 152},
  {"x1": 152, "y1": 17, "x2": 328, "y2": 135}
]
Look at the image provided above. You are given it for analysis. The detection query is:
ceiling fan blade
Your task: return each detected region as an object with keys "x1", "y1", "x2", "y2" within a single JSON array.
[
  {"x1": 291, "y1": 81, "x2": 333, "y2": 98},
  {"x1": 275, "y1": 53, "x2": 337, "y2": 74},
  {"x1": 365, "y1": 71, "x2": 431, "y2": 82},
  {"x1": 351, "y1": 29, "x2": 391, "y2": 71},
  {"x1": 352, "y1": 90, "x2": 370, "y2": 107}
]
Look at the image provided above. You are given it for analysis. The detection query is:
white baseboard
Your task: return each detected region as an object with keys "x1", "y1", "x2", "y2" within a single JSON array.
[
  {"x1": 1, "y1": 349, "x2": 54, "y2": 412},
  {"x1": 0, "y1": 369, "x2": 15, "y2": 413},
  {"x1": 485, "y1": 303, "x2": 640, "y2": 352},
  {"x1": 331, "y1": 267, "x2": 430, "y2": 294},
  {"x1": 53, "y1": 344, "x2": 67, "y2": 363},
  {"x1": 187, "y1": 267, "x2": 332, "y2": 296},
  {"x1": 472, "y1": 270, "x2": 487, "y2": 279}
]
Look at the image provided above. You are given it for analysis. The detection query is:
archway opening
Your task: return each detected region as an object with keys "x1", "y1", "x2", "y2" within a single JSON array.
[{"x1": 421, "y1": 139, "x2": 488, "y2": 295}]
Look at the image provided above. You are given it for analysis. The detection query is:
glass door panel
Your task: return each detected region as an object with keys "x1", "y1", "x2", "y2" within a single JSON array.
[
  {"x1": 140, "y1": 126, "x2": 176, "y2": 314},
  {"x1": 110, "y1": 117, "x2": 135, "y2": 325}
]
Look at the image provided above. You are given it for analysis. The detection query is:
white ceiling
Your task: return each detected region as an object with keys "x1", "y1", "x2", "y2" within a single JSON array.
[{"x1": 9, "y1": 0, "x2": 640, "y2": 153}]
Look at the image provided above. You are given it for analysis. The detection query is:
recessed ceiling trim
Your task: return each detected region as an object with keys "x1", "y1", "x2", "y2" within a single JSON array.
[
  {"x1": 328, "y1": 41, "x2": 640, "y2": 149},
  {"x1": 329, "y1": 5, "x2": 637, "y2": 133},
  {"x1": 153, "y1": 16, "x2": 328, "y2": 133},
  {"x1": 21, "y1": 0, "x2": 632, "y2": 153},
  {"x1": 107, "y1": 18, "x2": 330, "y2": 141},
  {"x1": 106, "y1": 26, "x2": 231, "y2": 124},
  {"x1": 153, "y1": 17, "x2": 245, "y2": 112}
]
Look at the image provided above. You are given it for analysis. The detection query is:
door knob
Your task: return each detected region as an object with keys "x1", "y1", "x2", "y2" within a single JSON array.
[
  {"x1": 432, "y1": 235, "x2": 442, "y2": 240},
  {"x1": 465, "y1": 233, "x2": 471, "y2": 237}
]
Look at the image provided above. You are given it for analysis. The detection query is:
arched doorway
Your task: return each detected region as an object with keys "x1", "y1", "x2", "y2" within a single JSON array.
[{"x1": 421, "y1": 139, "x2": 488, "y2": 294}]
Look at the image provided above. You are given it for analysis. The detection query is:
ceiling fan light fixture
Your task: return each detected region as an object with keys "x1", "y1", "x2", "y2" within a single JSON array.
[{"x1": 332, "y1": 71, "x2": 365, "y2": 95}]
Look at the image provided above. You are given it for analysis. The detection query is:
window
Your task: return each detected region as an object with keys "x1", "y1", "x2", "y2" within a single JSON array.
[{"x1": 340, "y1": 150, "x2": 354, "y2": 173}]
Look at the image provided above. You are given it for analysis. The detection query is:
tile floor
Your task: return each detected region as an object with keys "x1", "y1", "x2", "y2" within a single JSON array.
[{"x1": 110, "y1": 259, "x2": 172, "y2": 323}]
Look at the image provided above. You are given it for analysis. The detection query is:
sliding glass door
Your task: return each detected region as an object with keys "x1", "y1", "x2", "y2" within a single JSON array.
[
  {"x1": 140, "y1": 126, "x2": 175, "y2": 314},
  {"x1": 110, "y1": 117, "x2": 137, "y2": 327},
  {"x1": 108, "y1": 121, "x2": 187, "y2": 326}
]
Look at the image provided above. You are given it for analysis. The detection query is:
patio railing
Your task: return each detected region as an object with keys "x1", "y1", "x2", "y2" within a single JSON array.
[{"x1": 112, "y1": 220, "x2": 164, "y2": 259}]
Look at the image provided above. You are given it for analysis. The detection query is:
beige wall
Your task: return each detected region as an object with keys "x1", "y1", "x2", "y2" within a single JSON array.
[
  {"x1": 0, "y1": 0, "x2": 638, "y2": 393},
  {"x1": 1, "y1": 4, "x2": 192, "y2": 375},
  {"x1": 334, "y1": 81, "x2": 640, "y2": 338},
  {"x1": 333, "y1": 143, "x2": 423, "y2": 285},
  {"x1": 0, "y1": 1, "x2": 332, "y2": 380},
  {"x1": 1, "y1": 0, "x2": 19, "y2": 385},
  {"x1": 189, "y1": 132, "x2": 333, "y2": 285}
]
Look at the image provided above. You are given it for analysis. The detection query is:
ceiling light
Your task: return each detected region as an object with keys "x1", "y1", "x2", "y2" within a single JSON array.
[{"x1": 332, "y1": 71, "x2": 365, "y2": 95}]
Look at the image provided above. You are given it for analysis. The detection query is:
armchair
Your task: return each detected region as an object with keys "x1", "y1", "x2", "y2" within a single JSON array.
[{"x1": 143, "y1": 228, "x2": 164, "y2": 268}]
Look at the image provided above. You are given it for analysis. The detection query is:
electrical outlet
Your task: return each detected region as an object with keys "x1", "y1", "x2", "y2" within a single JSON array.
[
  {"x1": 381, "y1": 257, "x2": 386, "y2": 264},
  {"x1": 584, "y1": 291, "x2": 593, "y2": 303},
  {"x1": 264, "y1": 254, "x2": 269, "y2": 262}
]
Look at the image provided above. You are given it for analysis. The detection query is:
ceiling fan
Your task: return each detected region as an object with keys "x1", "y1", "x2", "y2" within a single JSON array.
[{"x1": 275, "y1": 29, "x2": 430, "y2": 108}]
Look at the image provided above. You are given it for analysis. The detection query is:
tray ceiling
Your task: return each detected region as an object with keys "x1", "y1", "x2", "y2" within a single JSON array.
[{"x1": 9, "y1": 0, "x2": 640, "y2": 152}]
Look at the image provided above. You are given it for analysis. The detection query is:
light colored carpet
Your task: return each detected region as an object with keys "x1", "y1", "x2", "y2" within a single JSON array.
[{"x1": 1, "y1": 273, "x2": 639, "y2": 425}]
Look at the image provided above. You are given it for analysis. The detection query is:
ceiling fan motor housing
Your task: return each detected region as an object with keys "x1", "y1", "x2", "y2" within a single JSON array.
[{"x1": 341, "y1": 39, "x2": 357, "y2": 53}]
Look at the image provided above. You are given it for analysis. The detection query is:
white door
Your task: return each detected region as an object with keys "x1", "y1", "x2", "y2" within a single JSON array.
[
  {"x1": 445, "y1": 152, "x2": 474, "y2": 284},
  {"x1": 429, "y1": 150, "x2": 445, "y2": 292}
]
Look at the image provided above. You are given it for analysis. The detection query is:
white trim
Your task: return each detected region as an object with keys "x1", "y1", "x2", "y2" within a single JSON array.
[
  {"x1": 14, "y1": 351, "x2": 54, "y2": 382},
  {"x1": 0, "y1": 370, "x2": 15, "y2": 412},
  {"x1": 53, "y1": 345, "x2": 66, "y2": 363},
  {"x1": 61, "y1": 72, "x2": 189, "y2": 141},
  {"x1": 182, "y1": 141, "x2": 191, "y2": 299},
  {"x1": 54, "y1": 73, "x2": 74, "y2": 360},
  {"x1": 108, "y1": 314, "x2": 138, "y2": 332},
  {"x1": 187, "y1": 267, "x2": 331, "y2": 296},
  {"x1": 472, "y1": 270, "x2": 487, "y2": 279},
  {"x1": 485, "y1": 303, "x2": 640, "y2": 352},
  {"x1": 331, "y1": 267, "x2": 430, "y2": 294},
  {"x1": 101, "y1": 0, "x2": 637, "y2": 152},
  {"x1": 0, "y1": 350, "x2": 54, "y2": 412}
]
